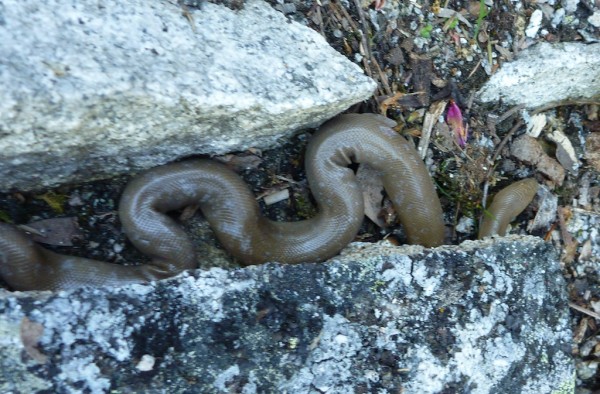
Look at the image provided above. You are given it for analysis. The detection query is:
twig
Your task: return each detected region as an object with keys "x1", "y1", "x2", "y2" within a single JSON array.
[
  {"x1": 178, "y1": 2, "x2": 197, "y2": 33},
  {"x1": 557, "y1": 206, "x2": 579, "y2": 264},
  {"x1": 495, "y1": 104, "x2": 525, "y2": 124},
  {"x1": 343, "y1": 0, "x2": 391, "y2": 97},
  {"x1": 530, "y1": 99, "x2": 600, "y2": 115},
  {"x1": 371, "y1": 55, "x2": 393, "y2": 96},
  {"x1": 16, "y1": 224, "x2": 46, "y2": 237},
  {"x1": 351, "y1": 0, "x2": 374, "y2": 62},
  {"x1": 466, "y1": 90, "x2": 476, "y2": 113},
  {"x1": 569, "y1": 302, "x2": 600, "y2": 320},
  {"x1": 467, "y1": 54, "x2": 481, "y2": 80},
  {"x1": 335, "y1": 0, "x2": 375, "y2": 84},
  {"x1": 481, "y1": 118, "x2": 524, "y2": 207},
  {"x1": 313, "y1": 2, "x2": 325, "y2": 37}
]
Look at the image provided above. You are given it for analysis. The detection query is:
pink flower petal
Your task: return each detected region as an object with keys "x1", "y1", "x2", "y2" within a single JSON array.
[{"x1": 446, "y1": 101, "x2": 467, "y2": 148}]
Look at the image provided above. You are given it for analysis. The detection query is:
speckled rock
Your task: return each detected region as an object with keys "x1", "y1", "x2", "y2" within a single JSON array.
[
  {"x1": 567, "y1": 208, "x2": 600, "y2": 265},
  {"x1": 477, "y1": 42, "x2": 600, "y2": 109},
  {"x1": 0, "y1": 0, "x2": 375, "y2": 192},
  {"x1": 0, "y1": 236, "x2": 574, "y2": 393}
]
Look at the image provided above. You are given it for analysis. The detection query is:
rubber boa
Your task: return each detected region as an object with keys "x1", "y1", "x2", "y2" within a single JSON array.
[
  {"x1": 0, "y1": 114, "x2": 538, "y2": 291},
  {"x1": 478, "y1": 178, "x2": 539, "y2": 238}
]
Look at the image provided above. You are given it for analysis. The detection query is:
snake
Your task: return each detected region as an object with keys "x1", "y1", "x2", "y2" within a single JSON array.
[{"x1": 0, "y1": 114, "x2": 539, "y2": 291}]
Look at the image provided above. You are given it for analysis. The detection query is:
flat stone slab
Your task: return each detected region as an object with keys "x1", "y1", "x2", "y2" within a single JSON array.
[
  {"x1": 477, "y1": 42, "x2": 600, "y2": 109},
  {"x1": 0, "y1": 0, "x2": 375, "y2": 192},
  {"x1": 0, "y1": 236, "x2": 574, "y2": 393}
]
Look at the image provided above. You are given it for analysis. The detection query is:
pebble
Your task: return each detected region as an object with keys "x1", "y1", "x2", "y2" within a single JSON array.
[
  {"x1": 562, "y1": 0, "x2": 580, "y2": 13},
  {"x1": 589, "y1": 11, "x2": 600, "y2": 28},
  {"x1": 136, "y1": 355, "x2": 156, "y2": 372},
  {"x1": 113, "y1": 243, "x2": 124, "y2": 254},
  {"x1": 455, "y1": 217, "x2": 475, "y2": 234},
  {"x1": 552, "y1": 8, "x2": 566, "y2": 28},
  {"x1": 525, "y1": 9, "x2": 543, "y2": 38}
]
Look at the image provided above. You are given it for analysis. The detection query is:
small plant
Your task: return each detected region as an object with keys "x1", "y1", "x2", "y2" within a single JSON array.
[
  {"x1": 472, "y1": 0, "x2": 490, "y2": 41},
  {"x1": 420, "y1": 24, "x2": 434, "y2": 38}
]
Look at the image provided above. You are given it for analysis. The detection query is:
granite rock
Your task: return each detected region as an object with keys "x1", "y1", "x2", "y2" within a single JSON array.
[
  {"x1": 0, "y1": 236, "x2": 574, "y2": 393},
  {"x1": 0, "y1": 0, "x2": 375, "y2": 192},
  {"x1": 477, "y1": 42, "x2": 600, "y2": 109}
]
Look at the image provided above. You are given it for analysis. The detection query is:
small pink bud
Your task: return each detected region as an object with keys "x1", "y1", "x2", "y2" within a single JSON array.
[
  {"x1": 373, "y1": 0, "x2": 385, "y2": 10},
  {"x1": 446, "y1": 100, "x2": 467, "y2": 148}
]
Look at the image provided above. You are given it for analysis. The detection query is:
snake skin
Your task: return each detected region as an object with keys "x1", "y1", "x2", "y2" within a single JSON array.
[
  {"x1": 478, "y1": 178, "x2": 539, "y2": 238},
  {"x1": 0, "y1": 114, "x2": 537, "y2": 291}
]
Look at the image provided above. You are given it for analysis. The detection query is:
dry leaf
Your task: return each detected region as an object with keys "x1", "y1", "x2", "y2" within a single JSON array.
[
  {"x1": 356, "y1": 163, "x2": 386, "y2": 228},
  {"x1": 418, "y1": 100, "x2": 448, "y2": 159},
  {"x1": 379, "y1": 92, "x2": 406, "y2": 115},
  {"x1": 35, "y1": 192, "x2": 67, "y2": 213},
  {"x1": 179, "y1": 204, "x2": 200, "y2": 221},
  {"x1": 22, "y1": 217, "x2": 83, "y2": 246},
  {"x1": 215, "y1": 153, "x2": 263, "y2": 171},
  {"x1": 20, "y1": 317, "x2": 48, "y2": 363},
  {"x1": 573, "y1": 316, "x2": 589, "y2": 344},
  {"x1": 546, "y1": 129, "x2": 580, "y2": 173}
]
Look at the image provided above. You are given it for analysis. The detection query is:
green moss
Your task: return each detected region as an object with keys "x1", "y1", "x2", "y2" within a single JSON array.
[
  {"x1": 370, "y1": 279, "x2": 386, "y2": 293},
  {"x1": 434, "y1": 158, "x2": 482, "y2": 219},
  {"x1": 0, "y1": 210, "x2": 12, "y2": 223},
  {"x1": 294, "y1": 194, "x2": 317, "y2": 219}
]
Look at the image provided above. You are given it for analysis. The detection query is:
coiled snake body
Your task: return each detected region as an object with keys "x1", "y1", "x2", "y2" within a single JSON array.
[{"x1": 0, "y1": 114, "x2": 539, "y2": 291}]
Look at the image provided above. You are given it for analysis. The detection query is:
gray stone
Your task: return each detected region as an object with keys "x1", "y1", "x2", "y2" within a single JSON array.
[
  {"x1": 567, "y1": 208, "x2": 600, "y2": 265},
  {"x1": 0, "y1": 236, "x2": 574, "y2": 393},
  {"x1": 0, "y1": 0, "x2": 375, "y2": 192},
  {"x1": 477, "y1": 42, "x2": 600, "y2": 109}
]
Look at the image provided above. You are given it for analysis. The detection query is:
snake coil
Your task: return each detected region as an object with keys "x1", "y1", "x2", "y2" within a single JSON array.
[{"x1": 0, "y1": 114, "x2": 538, "y2": 291}]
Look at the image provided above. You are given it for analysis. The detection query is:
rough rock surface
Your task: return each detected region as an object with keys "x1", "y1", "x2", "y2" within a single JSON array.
[
  {"x1": 0, "y1": 236, "x2": 574, "y2": 393},
  {"x1": 0, "y1": 0, "x2": 375, "y2": 192},
  {"x1": 477, "y1": 42, "x2": 600, "y2": 109}
]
